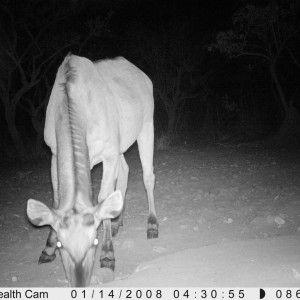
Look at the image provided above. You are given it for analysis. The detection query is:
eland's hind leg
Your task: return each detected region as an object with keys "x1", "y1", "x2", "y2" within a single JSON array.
[
  {"x1": 137, "y1": 121, "x2": 158, "y2": 239},
  {"x1": 111, "y1": 154, "x2": 129, "y2": 237},
  {"x1": 38, "y1": 155, "x2": 58, "y2": 264}
]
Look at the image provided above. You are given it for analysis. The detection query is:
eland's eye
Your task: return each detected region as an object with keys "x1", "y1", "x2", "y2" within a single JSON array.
[
  {"x1": 57, "y1": 241, "x2": 62, "y2": 248},
  {"x1": 93, "y1": 238, "x2": 98, "y2": 246}
]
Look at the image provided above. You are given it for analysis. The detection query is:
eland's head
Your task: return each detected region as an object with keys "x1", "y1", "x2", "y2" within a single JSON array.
[{"x1": 27, "y1": 190, "x2": 123, "y2": 287}]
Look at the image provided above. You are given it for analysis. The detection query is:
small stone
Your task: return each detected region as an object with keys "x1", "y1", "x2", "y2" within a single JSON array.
[
  {"x1": 193, "y1": 225, "x2": 199, "y2": 231},
  {"x1": 12, "y1": 276, "x2": 17, "y2": 282},
  {"x1": 273, "y1": 216, "x2": 285, "y2": 226},
  {"x1": 267, "y1": 215, "x2": 285, "y2": 227},
  {"x1": 224, "y1": 218, "x2": 233, "y2": 224}
]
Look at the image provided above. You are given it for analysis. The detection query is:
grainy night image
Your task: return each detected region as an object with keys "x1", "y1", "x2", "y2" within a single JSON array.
[{"x1": 0, "y1": 0, "x2": 300, "y2": 287}]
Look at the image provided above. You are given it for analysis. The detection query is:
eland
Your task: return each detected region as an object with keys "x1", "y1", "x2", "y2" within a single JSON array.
[{"x1": 27, "y1": 54, "x2": 158, "y2": 286}]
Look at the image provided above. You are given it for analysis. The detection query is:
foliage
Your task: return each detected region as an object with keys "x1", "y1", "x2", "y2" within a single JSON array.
[
  {"x1": 210, "y1": 1, "x2": 298, "y2": 63},
  {"x1": 209, "y1": 0, "x2": 300, "y2": 139}
]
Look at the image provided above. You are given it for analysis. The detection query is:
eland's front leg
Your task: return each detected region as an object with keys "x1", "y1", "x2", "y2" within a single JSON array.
[
  {"x1": 137, "y1": 121, "x2": 158, "y2": 239},
  {"x1": 38, "y1": 155, "x2": 58, "y2": 264},
  {"x1": 98, "y1": 157, "x2": 119, "y2": 271}
]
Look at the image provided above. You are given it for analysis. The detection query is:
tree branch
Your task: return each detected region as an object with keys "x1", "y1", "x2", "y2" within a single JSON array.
[
  {"x1": 20, "y1": 26, "x2": 44, "y2": 62},
  {"x1": 236, "y1": 51, "x2": 269, "y2": 60},
  {"x1": 285, "y1": 45, "x2": 300, "y2": 67},
  {"x1": 270, "y1": 21, "x2": 279, "y2": 52},
  {"x1": 5, "y1": 50, "x2": 28, "y2": 86}
]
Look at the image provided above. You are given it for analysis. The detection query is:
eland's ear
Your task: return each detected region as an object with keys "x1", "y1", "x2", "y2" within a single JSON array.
[
  {"x1": 27, "y1": 199, "x2": 58, "y2": 229},
  {"x1": 95, "y1": 190, "x2": 123, "y2": 221}
]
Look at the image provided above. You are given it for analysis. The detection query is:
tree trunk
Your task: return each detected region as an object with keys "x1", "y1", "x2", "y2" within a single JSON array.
[
  {"x1": 269, "y1": 63, "x2": 289, "y2": 115},
  {"x1": 277, "y1": 104, "x2": 300, "y2": 139},
  {"x1": 167, "y1": 107, "x2": 177, "y2": 137},
  {"x1": 269, "y1": 63, "x2": 300, "y2": 140}
]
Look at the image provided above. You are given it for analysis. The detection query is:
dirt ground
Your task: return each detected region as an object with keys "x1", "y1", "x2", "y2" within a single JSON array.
[{"x1": 1, "y1": 141, "x2": 300, "y2": 287}]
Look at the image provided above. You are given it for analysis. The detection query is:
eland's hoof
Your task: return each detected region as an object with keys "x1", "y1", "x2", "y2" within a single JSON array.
[
  {"x1": 100, "y1": 258, "x2": 115, "y2": 271},
  {"x1": 38, "y1": 251, "x2": 56, "y2": 264},
  {"x1": 100, "y1": 240, "x2": 115, "y2": 271},
  {"x1": 147, "y1": 214, "x2": 159, "y2": 239},
  {"x1": 147, "y1": 228, "x2": 159, "y2": 239}
]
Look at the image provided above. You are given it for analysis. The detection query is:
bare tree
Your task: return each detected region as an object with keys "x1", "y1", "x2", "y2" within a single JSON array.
[{"x1": 0, "y1": 3, "x2": 78, "y2": 158}]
